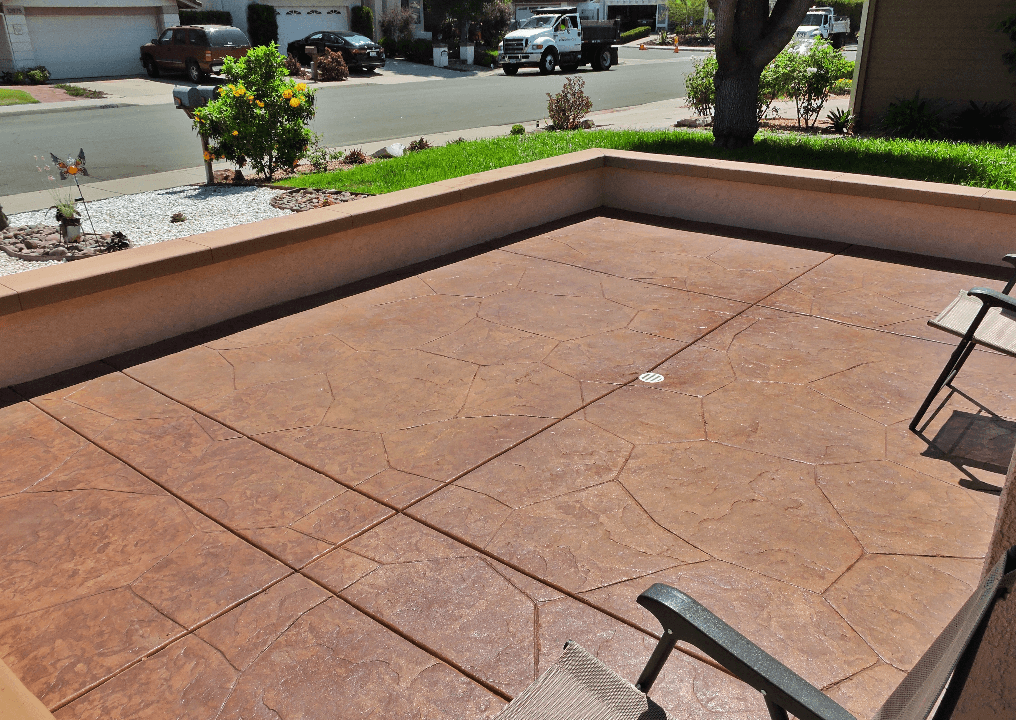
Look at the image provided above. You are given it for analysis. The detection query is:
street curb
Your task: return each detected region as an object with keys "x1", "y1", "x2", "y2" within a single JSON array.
[{"x1": 0, "y1": 101, "x2": 134, "y2": 118}]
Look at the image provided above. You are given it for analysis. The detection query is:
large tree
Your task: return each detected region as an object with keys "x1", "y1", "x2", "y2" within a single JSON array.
[{"x1": 709, "y1": 0, "x2": 814, "y2": 147}]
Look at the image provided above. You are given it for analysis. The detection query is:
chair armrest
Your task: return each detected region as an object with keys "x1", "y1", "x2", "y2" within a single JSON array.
[
  {"x1": 637, "y1": 584, "x2": 856, "y2": 720},
  {"x1": 968, "y1": 287, "x2": 1016, "y2": 311},
  {"x1": 1003, "y1": 254, "x2": 1016, "y2": 268}
]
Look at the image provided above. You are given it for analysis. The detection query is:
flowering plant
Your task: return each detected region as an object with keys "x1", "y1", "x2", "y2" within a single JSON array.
[{"x1": 192, "y1": 44, "x2": 316, "y2": 180}]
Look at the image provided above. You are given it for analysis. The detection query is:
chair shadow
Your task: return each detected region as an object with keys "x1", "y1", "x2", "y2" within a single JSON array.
[{"x1": 920, "y1": 405, "x2": 1016, "y2": 495}]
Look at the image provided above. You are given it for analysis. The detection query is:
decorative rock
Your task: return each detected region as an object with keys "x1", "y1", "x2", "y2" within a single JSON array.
[
  {"x1": 0, "y1": 225, "x2": 131, "y2": 262},
  {"x1": 372, "y1": 143, "x2": 405, "y2": 159},
  {"x1": 46, "y1": 247, "x2": 69, "y2": 257},
  {"x1": 270, "y1": 188, "x2": 371, "y2": 214}
]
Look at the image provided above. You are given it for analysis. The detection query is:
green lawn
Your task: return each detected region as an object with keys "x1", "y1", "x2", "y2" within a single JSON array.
[
  {"x1": 278, "y1": 130, "x2": 1016, "y2": 194},
  {"x1": 0, "y1": 88, "x2": 39, "y2": 106}
]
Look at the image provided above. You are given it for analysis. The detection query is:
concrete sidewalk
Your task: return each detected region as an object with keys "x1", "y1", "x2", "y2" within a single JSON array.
[{"x1": 1, "y1": 94, "x2": 849, "y2": 214}]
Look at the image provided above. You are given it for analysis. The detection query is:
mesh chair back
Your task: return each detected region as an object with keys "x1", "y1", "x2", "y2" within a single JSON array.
[
  {"x1": 493, "y1": 642, "x2": 671, "y2": 720},
  {"x1": 873, "y1": 548, "x2": 1016, "y2": 720}
]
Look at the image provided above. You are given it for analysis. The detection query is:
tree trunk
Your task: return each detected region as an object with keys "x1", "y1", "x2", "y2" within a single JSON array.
[
  {"x1": 712, "y1": 65, "x2": 760, "y2": 148},
  {"x1": 947, "y1": 449, "x2": 1016, "y2": 720}
]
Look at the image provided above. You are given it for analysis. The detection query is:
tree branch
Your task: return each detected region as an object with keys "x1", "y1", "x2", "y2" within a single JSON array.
[{"x1": 754, "y1": 0, "x2": 813, "y2": 65}]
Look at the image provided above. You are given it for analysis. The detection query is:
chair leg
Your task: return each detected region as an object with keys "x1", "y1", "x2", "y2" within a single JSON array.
[
  {"x1": 764, "y1": 698, "x2": 790, "y2": 720},
  {"x1": 910, "y1": 338, "x2": 974, "y2": 432}
]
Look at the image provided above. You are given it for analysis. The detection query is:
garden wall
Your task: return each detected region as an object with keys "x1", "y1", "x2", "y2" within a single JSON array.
[{"x1": 2, "y1": 149, "x2": 1015, "y2": 386}]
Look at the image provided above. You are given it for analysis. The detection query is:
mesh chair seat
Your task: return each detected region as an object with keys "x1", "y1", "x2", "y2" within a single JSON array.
[
  {"x1": 929, "y1": 291, "x2": 1016, "y2": 356},
  {"x1": 493, "y1": 643, "x2": 671, "y2": 720}
]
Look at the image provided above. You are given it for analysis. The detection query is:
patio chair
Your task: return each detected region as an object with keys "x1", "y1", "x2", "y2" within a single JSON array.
[
  {"x1": 494, "y1": 546, "x2": 1016, "y2": 720},
  {"x1": 910, "y1": 254, "x2": 1016, "y2": 432}
]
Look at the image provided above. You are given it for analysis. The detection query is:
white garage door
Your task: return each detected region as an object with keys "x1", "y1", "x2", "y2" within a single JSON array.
[
  {"x1": 27, "y1": 11, "x2": 161, "y2": 79},
  {"x1": 276, "y1": 8, "x2": 349, "y2": 53}
]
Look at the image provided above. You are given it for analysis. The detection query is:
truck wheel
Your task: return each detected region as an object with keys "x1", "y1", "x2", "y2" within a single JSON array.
[
  {"x1": 186, "y1": 60, "x2": 203, "y2": 84},
  {"x1": 593, "y1": 47, "x2": 611, "y2": 71},
  {"x1": 538, "y1": 50, "x2": 556, "y2": 75},
  {"x1": 143, "y1": 56, "x2": 159, "y2": 78},
  {"x1": 831, "y1": 33, "x2": 842, "y2": 49},
  {"x1": 503, "y1": 65, "x2": 519, "y2": 76}
]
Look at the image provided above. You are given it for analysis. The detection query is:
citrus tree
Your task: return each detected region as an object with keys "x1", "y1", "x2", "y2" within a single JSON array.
[{"x1": 193, "y1": 44, "x2": 315, "y2": 180}]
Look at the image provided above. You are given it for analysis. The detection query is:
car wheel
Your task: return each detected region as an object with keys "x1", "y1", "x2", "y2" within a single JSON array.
[
  {"x1": 538, "y1": 50, "x2": 556, "y2": 74},
  {"x1": 593, "y1": 48, "x2": 611, "y2": 71},
  {"x1": 143, "y1": 56, "x2": 160, "y2": 78},
  {"x1": 186, "y1": 60, "x2": 203, "y2": 83},
  {"x1": 502, "y1": 65, "x2": 519, "y2": 76}
]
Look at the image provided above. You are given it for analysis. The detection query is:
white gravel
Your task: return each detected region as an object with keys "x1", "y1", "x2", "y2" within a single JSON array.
[{"x1": 2, "y1": 184, "x2": 290, "y2": 277}]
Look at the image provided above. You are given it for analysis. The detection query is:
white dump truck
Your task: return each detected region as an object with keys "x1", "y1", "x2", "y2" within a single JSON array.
[
  {"x1": 498, "y1": 6, "x2": 620, "y2": 75},
  {"x1": 793, "y1": 6, "x2": 851, "y2": 48}
]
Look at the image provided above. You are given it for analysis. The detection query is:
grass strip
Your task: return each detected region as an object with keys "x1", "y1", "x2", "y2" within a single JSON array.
[
  {"x1": 278, "y1": 129, "x2": 1016, "y2": 193},
  {"x1": 54, "y1": 84, "x2": 107, "y2": 99},
  {"x1": 0, "y1": 88, "x2": 39, "y2": 106}
]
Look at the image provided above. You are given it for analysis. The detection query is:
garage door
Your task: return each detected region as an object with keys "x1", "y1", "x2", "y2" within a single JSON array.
[
  {"x1": 276, "y1": 8, "x2": 349, "y2": 53},
  {"x1": 26, "y1": 11, "x2": 160, "y2": 79}
]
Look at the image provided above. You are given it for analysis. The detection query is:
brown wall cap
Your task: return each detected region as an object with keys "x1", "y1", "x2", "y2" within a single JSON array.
[
  {"x1": 0, "y1": 282, "x2": 21, "y2": 317},
  {"x1": 1, "y1": 239, "x2": 212, "y2": 310},
  {"x1": 187, "y1": 206, "x2": 354, "y2": 262},
  {"x1": 979, "y1": 188, "x2": 1016, "y2": 216},
  {"x1": 0, "y1": 657, "x2": 56, "y2": 720},
  {"x1": 827, "y1": 172, "x2": 988, "y2": 210}
]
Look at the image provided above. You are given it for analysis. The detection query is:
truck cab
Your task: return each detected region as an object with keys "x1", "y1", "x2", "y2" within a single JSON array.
[
  {"x1": 793, "y1": 7, "x2": 851, "y2": 49},
  {"x1": 498, "y1": 7, "x2": 618, "y2": 75}
]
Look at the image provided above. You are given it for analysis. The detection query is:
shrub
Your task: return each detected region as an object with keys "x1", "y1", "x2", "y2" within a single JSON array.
[
  {"x1": 2, "y1": 66, "x2": 49, "y2": 85},
  {"x1": 26, "y1": 67, "x2": 50, "y2": 85},
  {"x1": 787, "y1": 40, "x2": 853, "y2": 128},
  {"x1": 831, "y1": 77, "x2": 852, "y2": 95},
  {"x1": 825, "y1": 107, "x2": 854, "y2": 133},
  {"x1": 191, "y1": 44, "x2": 315, "y2": 180},
  {"x1": 305, "y1": 133, "x2": 330, "y2": 171},
  {"x1": 381, "y1": 7, "x2": 417, "y2": 43},
  {"x1": 881, "y1": 91, "x2": 947, "y2": 139},
  {"x1": 343, "y1": 148, "x2": 369, "y2": 164},
  {"x1": 951, "y1": 101, "x2": 1010, "y2": 143},
  {"x1": 285, "y1": 53, "x2": 305, "y2": 77},
  {"x1": 316, "y1": 48, "x2": 349, "y2": 81},
  {"x1": 247, "y1": 3, "x2": 278, "y2": 46},
  {"x1": 620, "y1": 26, "x2": 652, "y2": 43},
  {"x1": 408, "y1": 137, "x2": 431, "y2": 152},
  {"x1": 474, "y1": 48, "x2": 498, "y2": 67},
  {"x1": 547, "y1": 76, "x2": 593, "y2": 130},
  {"x1": 480, "y1": 1, "x2": 513, "y2": 48},
  {"x1": 684, "y1": 54, "x2": 717, "y2": 118},
  {"x1": 757, "y1": 51, "x2": 795, "y2": 121},
  {"x1": 179, "y1": 9, "x2": 232, "y2": 25},
  {"x1": 351, "y1": 5, "x2": 375, "y2": 39},
  {"x1": 510, "y1": 124, "x2": 525, "y2": 135}
]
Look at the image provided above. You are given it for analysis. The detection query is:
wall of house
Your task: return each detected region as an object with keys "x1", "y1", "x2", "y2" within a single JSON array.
[{"x1": 853, "y1": 0, "x2": 1016, "y2": 131}]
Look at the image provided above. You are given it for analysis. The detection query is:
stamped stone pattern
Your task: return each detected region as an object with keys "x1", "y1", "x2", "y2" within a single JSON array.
[{"x1": 3, "y1": 213, "x2": 1011, "y2": 720}]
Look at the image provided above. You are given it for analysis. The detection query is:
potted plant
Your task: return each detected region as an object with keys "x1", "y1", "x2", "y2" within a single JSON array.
[{"x1": 52, "y1": 198, "x2": 81, "y2": 241}]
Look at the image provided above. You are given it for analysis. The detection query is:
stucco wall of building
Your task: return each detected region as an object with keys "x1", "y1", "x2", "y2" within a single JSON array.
[{"x1": 853, "y1": 0, "x2": 1016, "y2": 131}]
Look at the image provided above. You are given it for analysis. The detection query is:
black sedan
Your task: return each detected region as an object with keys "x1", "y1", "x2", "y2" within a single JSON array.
[{"x1": 286, "y1": 30, "x2": 385, "y2": 71}]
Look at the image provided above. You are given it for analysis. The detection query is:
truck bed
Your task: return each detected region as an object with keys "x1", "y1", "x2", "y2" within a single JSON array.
[{"x1": 582, "y1": 19, "x2": 620, "y2": 43}]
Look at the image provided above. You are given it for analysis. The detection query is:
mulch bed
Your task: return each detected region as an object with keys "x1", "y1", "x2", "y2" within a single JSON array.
[
  {"x1": 212, "y1": 156, "x2": 377, "y2": 186},
  {"x1": 270, "y1": 188, "x2": 372, "y2": 212}
]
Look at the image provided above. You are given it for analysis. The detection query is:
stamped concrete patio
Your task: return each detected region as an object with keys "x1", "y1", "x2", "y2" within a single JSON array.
[{"x1": 3, "y1": 211, "x2": 1014, "y2": 719}]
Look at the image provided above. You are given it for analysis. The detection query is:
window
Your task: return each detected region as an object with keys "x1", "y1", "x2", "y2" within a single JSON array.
[
  {"x1": 172, "y1": 29, "x2": 187, "y2": 44},
  {"x1": 159, "y1": 29, "x2": 173, "y2": 44},
  {"x1": 187, "y1": 29, "x2": 207, "y2": 46},
  {"x1": 207, "y1": 27, "x2": 250, "y2": 47},
  {"x1": 307, "y1": 32, "x2": 325, "y2": 41}
]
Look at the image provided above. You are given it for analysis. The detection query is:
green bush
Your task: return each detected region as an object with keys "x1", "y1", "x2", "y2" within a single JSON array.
[
  {"x1": 192, "y1": 44, "x2": 315, "y2": 180},
  {"x1": 380, "y1": 7, "x2": 416, "y2": 43},
  {"x1": 880, "y1": 91, "x2": 947, "y2": 140},
  {"x1": 474, "y1": 48, "x2": 498, "y2": 67},
  {"x1": 787, "y1": 41, "x2": 852, "y2": 128},
  {"x1": 26, "y1": 67, "x2": 50, "y2": 85},
  {"x1": 2, "y1": 66, "x2": 49, "y2": 85},
  {"x1": 831, "y1": 77, "x2": 852, "y2": 95},
  {"x1": 351, "y1": 5, "x2": 375, "y2": 39},
  {"x1": 246, "y1": 3, "x2": 278, "y2": 46},
  {"x1": 684, "y1": 54, "x2": 716, "y2": 118},
  {"x1": 381, "y1": 37, "x2": 432, "y2": 63},
  {"x1": 510, "y1": 124, "x2": 525, "y2": 135},
  {"x1": 179, "y1": 9, "x2": 233, "y2": 25},
  {"x1": 757, "y1": 51, "x2": 795, "y2": 121},
  {"x1": 620, "y1": 26, "x2": 652, "y2": 43}
]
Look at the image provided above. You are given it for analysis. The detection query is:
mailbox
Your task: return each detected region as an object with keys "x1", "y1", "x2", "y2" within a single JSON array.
[
  {"x1": 172, "y1": 85, "x2": 219, "y2": 184},
  {"x1": 172, "y1": 85, "x2": 218, "y2": 118}
]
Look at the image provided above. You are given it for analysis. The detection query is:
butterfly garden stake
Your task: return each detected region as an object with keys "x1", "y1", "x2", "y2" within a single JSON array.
[{"x1": 49, "y1": 148, "x2": 97, "y2": 236}]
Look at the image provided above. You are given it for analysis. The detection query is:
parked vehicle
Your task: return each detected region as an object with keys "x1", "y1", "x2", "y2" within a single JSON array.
[
  {"x1": 286, "y1": 31, "x2": 386, "y2": 71},
  {"x1": 498, "y1": 7, "x2": 619, "y2": 75},
  {"x1": 793, "y1": 6, "x2": 850, "y2": 48},
  {"x1": 140, "y1": 25, "x2": 250, "y2": 82}
]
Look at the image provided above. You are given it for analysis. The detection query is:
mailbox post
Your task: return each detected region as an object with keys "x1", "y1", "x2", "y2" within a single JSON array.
[
  {"x1": 173, "y1": 85, "x2": 219, "y2": 185},
  {"x1": 305, "y1": 45, "x2": 319, "y2": 81}
]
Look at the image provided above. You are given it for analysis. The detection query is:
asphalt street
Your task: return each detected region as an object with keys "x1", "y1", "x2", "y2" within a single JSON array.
[{"x1": 1, "y1": 49, "x2": 695, "y2": 197}]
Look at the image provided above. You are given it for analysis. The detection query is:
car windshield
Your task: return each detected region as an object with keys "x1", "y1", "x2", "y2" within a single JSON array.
[
  {"x1": 207, "y1": 28, "x2": 250, "y2": 47},
  {"x1": 801, "y1": 13, "x2": 824, "y2": 26},
  {"x1": 337, "y1": 31, "x2": 372, "y2": 45},
  {"x1": 521, "y1": 15, "x2": 558, "y2": 28}
]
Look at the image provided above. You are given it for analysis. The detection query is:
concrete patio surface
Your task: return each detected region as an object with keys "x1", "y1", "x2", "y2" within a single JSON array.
[{"x1": 2, "y1": 210, "x2": 1014, "y2": 719}]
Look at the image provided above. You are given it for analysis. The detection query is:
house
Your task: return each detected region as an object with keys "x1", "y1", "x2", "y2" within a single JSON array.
[
  {"x1": 0, "y1": 0, "x2": 184, "y2": 80},
  {"x1": 851, "y1": 0, "x2": 1016, "y2": 134}
]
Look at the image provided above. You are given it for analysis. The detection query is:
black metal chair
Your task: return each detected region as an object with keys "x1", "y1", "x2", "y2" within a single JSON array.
[
  {"x1": 910, "y1": 254, "x2": 1016, "y2": 432},
  {"x1": 494, "y1": 546, "x2": 1016, "y2": 720}
]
